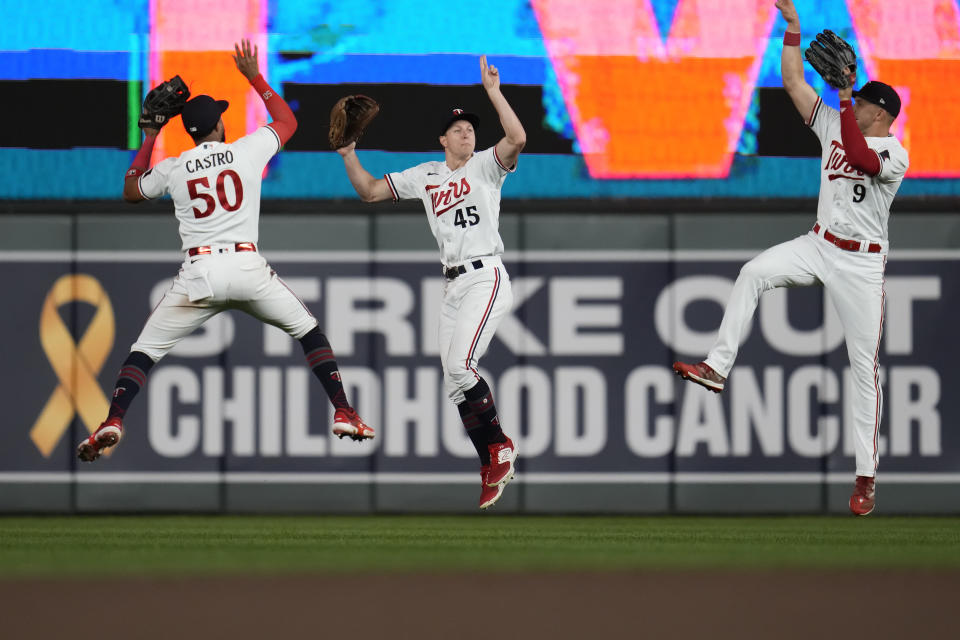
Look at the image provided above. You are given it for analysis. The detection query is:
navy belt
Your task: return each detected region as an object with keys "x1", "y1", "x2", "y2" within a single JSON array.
[{"x1": 444, "y1": 259, "x2": 484, "y2": 280}]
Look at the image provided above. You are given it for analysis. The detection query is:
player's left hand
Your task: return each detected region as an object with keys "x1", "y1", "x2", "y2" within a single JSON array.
[
  {"x1": 839, "y1": 67, "x2": 856, "y2": 99},
  {"x1": 233, "y1": 39, "x2": 260, "y2": 81},
  {"x1": 480, "y1": 55, "x2": 500, "y2": 91}
]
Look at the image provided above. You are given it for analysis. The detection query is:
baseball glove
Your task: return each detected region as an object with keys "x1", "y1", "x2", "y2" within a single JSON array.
[
  {"x1": 139, "y1": 75, "x2": 190, "y2": 130},
  {"x1": 805, "y1": 30, "x2": 857, "y2": 90},
  {"x1": 329, "y1": 95, "x2": 379, "y2": 149}
]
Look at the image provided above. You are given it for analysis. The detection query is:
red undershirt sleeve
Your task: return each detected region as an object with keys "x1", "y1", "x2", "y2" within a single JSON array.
[
  {"x1": 839, "y1": 99, "x2": 881, "y2": 176},
  {"x1": 125, "y1": 134, "x2": 157, "y2": 179},
  {"x1": 249, "y1": 74, "x2": 297, "y2": 146}
]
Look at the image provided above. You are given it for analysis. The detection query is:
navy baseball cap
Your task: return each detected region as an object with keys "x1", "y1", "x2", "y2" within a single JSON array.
[
  {"x1": 853, "y1": 81, "x2": 901, "y2": 118},
  {"x1": 440, "y1": 108, "x2": 479, "y2": 135},
  {"x1": 181, "y1": 95, "x2": 229, "y2": 137}
]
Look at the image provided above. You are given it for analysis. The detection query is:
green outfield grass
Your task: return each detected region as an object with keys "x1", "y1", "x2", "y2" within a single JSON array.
[{"x1": 1, "y1": 515, "x2": 959, "y2": 577}]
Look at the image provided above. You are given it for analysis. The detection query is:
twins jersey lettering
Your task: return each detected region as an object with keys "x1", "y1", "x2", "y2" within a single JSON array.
[
  {"x1": 385, "y1": 146, "x2": 514, "y2": 266},
  {"x1": 808, "y1": 97, "x2": 909, "y2": 243},
  {"x1": 138, "y1": 126, "x2": 282, "y2": 250}
]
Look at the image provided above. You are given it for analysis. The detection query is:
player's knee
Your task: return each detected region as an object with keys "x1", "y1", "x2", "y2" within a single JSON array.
[
  {"x1": 738, "y1": 258, "x2": 768, "y2": 284},
  {"x1": 447, "y1": 362, "x2": 476, "y2": 392}
]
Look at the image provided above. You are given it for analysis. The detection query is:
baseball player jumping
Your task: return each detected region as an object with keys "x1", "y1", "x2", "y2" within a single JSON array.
[
  {"x1": 674, "y1": 0, "x2": 909, "y2": 516},
  {"x1": 336, "y1": 56, "x2": 524, "y2": 509},
  {"x1": 77, "y1": 39, "x2": 373, "y2": 463}
]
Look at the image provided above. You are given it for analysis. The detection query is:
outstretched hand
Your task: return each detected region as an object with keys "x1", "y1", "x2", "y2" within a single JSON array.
[
  {"x1": 775, "y1": 0, "x2": 800, "y2": 27},
  {"x1": 233, "y1": 39, "x2": 260, "y2": 81},
  {"x1": 336, "y1": 141, "x2": 357, "y2": 156},
  {"x1": 480, "y1": 55, "x2": 500, "y2": 91}
]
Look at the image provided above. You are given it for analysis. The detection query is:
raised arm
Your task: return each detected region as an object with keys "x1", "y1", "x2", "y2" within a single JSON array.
[
  {"x1": 776, "y1": 0, "x2": 819, "y2": 123},
  {"x1": 481, "y1": 55, "x2": 526, "y2": 169},
  {"x1": 337, "y1": 142, "x2": 393, "y2": 202},
  {"x1": 233, "y1": 39, "x2": 297, "y2": 145},
  {"x1": 122, "y1": 131, "x2": 158, "y2": 203}
]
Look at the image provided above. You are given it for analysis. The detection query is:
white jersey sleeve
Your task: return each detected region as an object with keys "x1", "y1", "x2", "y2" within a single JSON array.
[
  {"x1": 807, "y1": 97, "x2": 840, "y2": 144},
  {"x1": 873, "y1": 137, "x2": 909, "y2": 184},
  {"x1": 137, "y1": 156, "x2": 177, "y2": 200},
  {"x1": 231, "y1": 126, "x2": 282, "y2": 169},
  {"x1": 475, "y1": 146, "x2": 516, "y2": 188},
  {"x1": 384, "y1": 164, "x2": 429, "y2": 201}
]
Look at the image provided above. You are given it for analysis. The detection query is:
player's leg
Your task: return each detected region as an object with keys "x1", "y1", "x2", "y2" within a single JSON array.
[
  {"x1": 78, "y1": 281, "x2": 220, "y2": 461},
  {"x1": 238, "y1": 264, "x2": 373, "y2": 441},
  {"x1": 674, "y1": 234, "x2": 825, "y2": 392},
  {"x1": 437, "y1": 286, "x2": 485, "y2": 455},
  {"x1": 444, "y1": 268, "x2": 516, "y2": 508},
  {"x1": 825, "y1": 254, "x2": 886, "y2": 515}
]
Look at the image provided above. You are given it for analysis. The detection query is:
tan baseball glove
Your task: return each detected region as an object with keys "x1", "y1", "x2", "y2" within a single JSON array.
[{"x1": 328, "y1": 95, "x2": 380, "y2": 149}]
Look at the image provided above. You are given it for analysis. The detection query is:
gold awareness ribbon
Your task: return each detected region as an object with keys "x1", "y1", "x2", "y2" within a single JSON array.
[{"x1": 30, "y1": 275, "x2": 115, "y2": 457}]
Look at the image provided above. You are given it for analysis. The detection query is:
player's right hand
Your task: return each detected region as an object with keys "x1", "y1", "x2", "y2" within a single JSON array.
[
  {"x1": 336, "y1": 141, "x2": 357, "y2": 156},
  {"x1": 232, "y1": 38, "x2": 260, "y2": 81},
  {"x1": 480, "y1": 55, "x2": 500, "y2": 91},
  {"x1": 775, "y1": 0, "x2": 800, "y2": 26}
]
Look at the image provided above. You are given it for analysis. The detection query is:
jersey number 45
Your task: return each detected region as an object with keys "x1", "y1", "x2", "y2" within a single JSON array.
[{"x1": 453, "y1": 206, "x2": 479, "y2": 228}]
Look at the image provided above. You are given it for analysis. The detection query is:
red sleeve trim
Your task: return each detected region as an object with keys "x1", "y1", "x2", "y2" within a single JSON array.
[
  {"x1": 807, "y1": 97, "x2": 821, "y2": 127},
  {"x1": 384, "y1": 173, "x2": 399, "y2": 201},
  {"x1": 137, "y1": 172, "x2": 152, "y2": 200},
  {"x1": 493, "y1": 145, "x2": 516, "y2": 172},
  {"x1": 264, "y1": 124, "x2": 283, "y2": 153}
]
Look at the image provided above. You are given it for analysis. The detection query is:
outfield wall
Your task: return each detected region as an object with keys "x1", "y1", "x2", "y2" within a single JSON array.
[{"x1": 1, "y1": 209, "x2": 958, "y2": 514}]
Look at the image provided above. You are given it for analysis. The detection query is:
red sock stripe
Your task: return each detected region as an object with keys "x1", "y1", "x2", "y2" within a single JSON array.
[
  {"x1": 468, "y1": 392, "x2": 495, "y2": 414},
  {"x1": 119, "y1": 367, "x2": 146, "y2": 387},
  {"x1": 309, "y1": 354, "x2": 336, "y2": 366},
  {"x1": 308, "y1": 348, "x2": 334, "y2": 362}
]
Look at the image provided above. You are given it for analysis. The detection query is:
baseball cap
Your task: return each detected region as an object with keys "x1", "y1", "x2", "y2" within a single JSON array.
[
  {"x1": 440, "y1": 108, "x2": 479, "y2": 135},
  {"x1": 853, "y1": 81, "x2": 901, "y2": 118},
  {"x1": 181, "y1": 95, "x2": 229, "y2": 137}
]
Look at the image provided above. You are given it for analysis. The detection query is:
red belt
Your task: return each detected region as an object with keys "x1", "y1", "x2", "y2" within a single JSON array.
[
  {"x1": 813, "y1": 224, "x2": 882, "y2": 253},
  {"x1": 188, "y1": 242, "x2": 257, "y2": 257}
]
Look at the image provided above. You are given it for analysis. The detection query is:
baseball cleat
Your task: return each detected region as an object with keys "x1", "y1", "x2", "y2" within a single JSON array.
[
  {"x1": 479, "y1": 468, "x2": 507, "y2": 510},
  {"x1": 333, "y1": 408, "x2": 375, "y2": 441},
  {"x1": 673, "y1": 361, "x2": 726, "y2": 393},
  {"x1": 849, "y1": 475, "x2": 876, "y2": 516},
  {"x1": 485, "y1": 437, "x2": 517, "y2": 487},
  {"x1": 77, "y1": 417, "x2": 124, "y2": 462}
]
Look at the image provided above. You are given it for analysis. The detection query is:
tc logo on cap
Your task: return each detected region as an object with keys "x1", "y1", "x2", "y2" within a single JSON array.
[{"x1": 452, "y1": 108, "x2": 463, "y2": 115}]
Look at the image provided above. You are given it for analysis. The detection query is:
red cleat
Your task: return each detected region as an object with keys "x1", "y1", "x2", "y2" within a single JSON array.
[
  {"x1": 76, "y1": 417, "x2": 123, "y2": 462},
  {"x1": 486, "y1": 437, "x2": 517, "y2": 487},
  {"x1": 849, "y1": 475, "x2": 876, "y2": 516},
  {"x1": 673, "y1": 361, "x2": 726, "y2": 393},
  {"x1": 479, "y1": 466, "x2": 507, "y2": 510},
  {"x1": 333, "y1": 408, "x2": 375, "y2": 441},
  {"x1": 479, "y1": 438, "x2": 518, "y2": 510}
]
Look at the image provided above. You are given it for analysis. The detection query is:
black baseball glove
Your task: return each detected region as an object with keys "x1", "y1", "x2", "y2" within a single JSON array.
[
  {"x1": 328, "y1": 95, "x2": 380, "y2": 149},
  {"x1": 139, "y1": 75, "x2": 190, "y2": 130},
  {"x1": 805, "y1": 30, "x2": 857, "y2": 90}
]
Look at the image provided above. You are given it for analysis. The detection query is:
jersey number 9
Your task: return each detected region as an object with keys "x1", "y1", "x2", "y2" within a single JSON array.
[
  {"x1": 187, "y1": 170, "x2": 244, "y2": 219},
  {"x1": 852, "y1": 184, "x2": 866, "y2": 203}
]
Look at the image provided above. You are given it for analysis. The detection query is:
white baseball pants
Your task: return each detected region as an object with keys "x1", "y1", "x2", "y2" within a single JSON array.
[
  {"x1": 438, "y1": 256, "x2": 514, "y2": 404},
  {"x1": 133, "y1": 248, "x2": 317, "y2": 361},
  {"x1": 704, "y1": 230, "x2": 886, "y2": 477}
]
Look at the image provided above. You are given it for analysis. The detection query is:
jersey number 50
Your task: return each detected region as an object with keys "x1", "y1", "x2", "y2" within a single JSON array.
[{"x1": 187, "y1": 170, "x2": 244, "y2": 219}]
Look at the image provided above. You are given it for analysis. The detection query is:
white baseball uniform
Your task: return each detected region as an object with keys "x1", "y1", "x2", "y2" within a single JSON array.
[
  {"x1": 132, "y1": 126, "x2": 317, "y2": 361},
  {"x1": 385, "y1": 146, "x2": 516, "y2": 403},
  {"x1": 704, "y1": 96, "x2": 909, "y2": 477}
]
